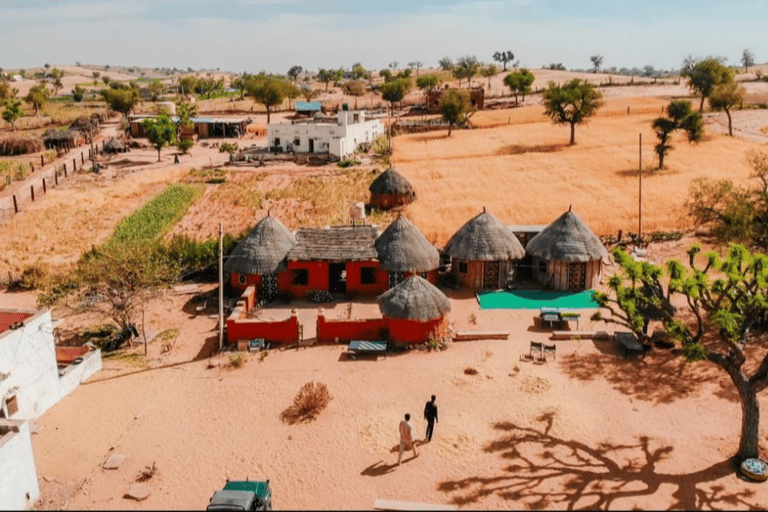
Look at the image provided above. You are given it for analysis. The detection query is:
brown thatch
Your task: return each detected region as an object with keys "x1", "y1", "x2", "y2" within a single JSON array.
[
  {"x1": 103, "y1": 138, "x2": 126, "y2": 153},
  {"x1": 525, "y1": 209, "x2": 609, "y2": 262},
  {"x1": 369, "y1": 168, "x2": 414, "y2": 195},
  {"x1": 377, "y1": 275, "x2": 450, "y2": 321},
  {"x1": 287, "y1": 226, "x2": 379, "y2": 262},
  {"x1": 69, "y1": 116, "x2": 100, "y2": 138},
  {"x1": 224, "y1": 216, "x2": 296, "y2": 275},
  {"x1": 0, "y1": 136, "x2": 43, "y2": 156},
  {"x1": 375, "y1": 216, "x2": 439, "y2": 272},
  {"x1": 444, "y1": 210, "x2": 525, "y2": 261},
  {"x1": 43, "y1": 129, "x2": 79, "y2": 143}
]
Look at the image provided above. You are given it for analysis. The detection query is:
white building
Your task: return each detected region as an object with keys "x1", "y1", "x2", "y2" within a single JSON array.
[
  {"x1": 0, "y1": 419, "x2": 40, "y2": 510},
  {"x1": 268, "y1": 110, "x2": 385, "y2": 159}
]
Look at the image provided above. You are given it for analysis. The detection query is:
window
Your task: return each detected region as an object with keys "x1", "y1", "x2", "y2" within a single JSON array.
[
  {"x1": 293, "y1": 138, "x2": 301, "y2": 146},
  {"x1": 421, "y1": 272, "x2": 428, "y2": 279},
  {"x1": 293, "y1": 269, "x2": 309, "y2": 286},
  {"x1": 458, "y1": 262, "x2": 468, "y2": 274},
  {"x1": 274, "y1": 137, "x2": 280, "y2": 146},
  {"x1": 238, "y1": 274, "x2": 247, "y2": 285},
  {"x1": 360, "y1": 267, "x2": 376, "y2": 285},
  {"x1": 538, "y1": 260, "x2": 548, "y2": 274}
]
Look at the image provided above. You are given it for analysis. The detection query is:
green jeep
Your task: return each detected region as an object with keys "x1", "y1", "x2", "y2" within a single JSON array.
[{"x1": 206, "y1": 479, "x2": 273, "y2": 511}]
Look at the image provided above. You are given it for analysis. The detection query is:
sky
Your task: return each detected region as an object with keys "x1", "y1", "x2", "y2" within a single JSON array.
[{"x1": 1, "y1": 0, "x2": 766, "y2": 75}]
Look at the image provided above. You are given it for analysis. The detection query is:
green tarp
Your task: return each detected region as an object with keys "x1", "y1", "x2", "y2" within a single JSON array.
[{"x1": 477, "y1": 290, "x2": 598, "y2": 310}]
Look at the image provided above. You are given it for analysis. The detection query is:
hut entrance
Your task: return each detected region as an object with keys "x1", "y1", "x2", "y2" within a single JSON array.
[
  {"x1": 483, "y1": 261, "x2": 500, "y2": 289},
  {"x1": 388, "y1": 271, "x2": 404, "y2": 289},
  {"x1": 329, "y1": 263, "x2": 347, "y2": 294},
  {"x1": 261, "y1": 274, "x2": 278, "y2": 301},
  {"x1": 568, "y1": 262, "x2": 587, "y2": 291}
]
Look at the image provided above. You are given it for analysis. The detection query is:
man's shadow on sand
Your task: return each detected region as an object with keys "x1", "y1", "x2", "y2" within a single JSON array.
[{"x1": 361, "y1": 441, "x2": 427, "y2": 476}]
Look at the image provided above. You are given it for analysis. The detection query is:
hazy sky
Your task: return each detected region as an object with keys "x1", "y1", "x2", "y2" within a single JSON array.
[{"x1": 1, "y1": 0, "x2": 765, "y2": 74}]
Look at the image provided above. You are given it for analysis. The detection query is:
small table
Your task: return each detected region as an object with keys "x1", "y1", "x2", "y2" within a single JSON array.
[
  {"x1": 348, "y1": 341, "x2": 387, "y2": 360},
  {"x1": 540, "y1": 307, "x2": 561, "y2": 328},
  {"x1": 559, "y1": 311, "x2": 581, "y2": 329}
]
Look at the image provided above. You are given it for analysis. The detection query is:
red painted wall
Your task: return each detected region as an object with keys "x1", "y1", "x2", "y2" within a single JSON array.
[
  {"x1": 286, "y1": 261, "x2": 328, "y2": 298},
  {"x1": 226, "y1": 315, "x2": 299, "y2": 344},
  {"x1": 345, "y1": 261, "x2": 388, "y2": 295},
  {"x1": 230, "y1": 272, "x2": 262, "y2": 294},
  {"x1": 387, "y1": 317, "x2": 445, "y2": 344},
  {"x1": 316, "y1": 314, "x2": 388, "y2": 343},
  {"x1": 55, "y1": 346, "x2": 89, "y2": 364},
  {"x1": 0, "y1": 312, "x2": 33, "y2": 333}
]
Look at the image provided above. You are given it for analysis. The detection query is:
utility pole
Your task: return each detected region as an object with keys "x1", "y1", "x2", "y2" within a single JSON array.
[
  {"x1": 218, "y1": 222, "x2": 224, "y2": 352},
  {"x1": 638, "y1": 133, "x2": 642, "y2": 241}
]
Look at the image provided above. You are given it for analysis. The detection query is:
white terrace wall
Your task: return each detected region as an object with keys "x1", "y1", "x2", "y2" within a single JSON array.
[
  {"x1": 0, "y1": 419, "x2": 40, "y2": 510},
  {"x1": 0, "y1": 310, "x2": 60, "y2": 420}
]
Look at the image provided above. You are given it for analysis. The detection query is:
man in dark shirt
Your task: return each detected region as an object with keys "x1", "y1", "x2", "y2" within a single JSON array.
[{"x1": 424, "y1": 395, "x2": 438, "y2": 442}]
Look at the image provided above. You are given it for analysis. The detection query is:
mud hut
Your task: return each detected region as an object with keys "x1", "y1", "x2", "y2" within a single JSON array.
[
  {"x1": 377, "y1": 275, "x2": 451, "y2": 344},
  {"x1": 224, "y1": 215, "x2": 296, "y2": 299},
  {"x1": 42, "y1": 129, "x2": 82, "y2": 151},
  {"x1": 69, "y1": 116, "x2": 100, "y2": 140},
  {"x1": 525, "y1": 207, "x2": 609, "y2": 291},
  {"x1": 368, "y1": 168, "x2": 416, "y2": 209},
  {"x1": 443, "y1": 209, "x2": 525, "y2": 290},
  {"x1": 103, "y1": 138, "x2": 126, "y2": 154},
  {"x1": 375, "y1": 216, "x2": 440, "y2": 288}
]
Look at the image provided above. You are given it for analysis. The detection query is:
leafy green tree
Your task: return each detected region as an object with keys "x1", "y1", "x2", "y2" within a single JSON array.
[
  {"x1": 24, "y1": 84, "x2": 49, "y2": 116},
  {"x1": 438, "y1": 57, "x2": 454, "y2": 72},
  {"x1": 49, "y1": 68, "x2": 64, "y2": 96},
  {"x1": 710, "y1": 82, "x2": 746, "y2": 136},
  {"x1": 174, "y1": 101, "x2": 198, "y2": 153},
  {"x1": 142, "y1": 114, "x2": 177, "y2": 162},
  {"x1": 416, "y1": 74, "x2": 440, "y2": 107},
  {"x1": 493, "y1": 50, "x2": 514, "y2": 71},
  {"x1": 178, "y1": 75, "x2": 197, "y2": 95},
  {"x1": 145, "y1": 80, "x2": 164, "y2": 101},
  {"x1": 439, "y1": 88, "x2": 472, "y2": 136},
  {"x1": 742, "y1": 48, "x2": 755, "y2": 72},
  {"x1": 316, "y1": 68, "x2": 336, "y2": 90},
  {"x1": 344, "y1": 80, "x2": 366, "y2": 108},
  {"x1": 379, "y1": 78, "x2": 411, "y2": 115},
  {"x1": 219, "y1": 142, "x2": 239, "y2": 161},
  {"x1": 71, "y1": 84, "x2": 86, "y2": 102},
  {"x1": 389, "y1": 61, "x2": 398, "y2": 72},
  {"x1": 542, "y1": 79, "x2": 604, "y2": 145},
  {"x1": 195, "y1": 73, "x2": 224, "y2": 99},
  {"x1": 102, "y1": 75, "x2": 111, "y2": 85},
  {"x1": 287, "y1": 65, "x2": 303, "y2": 82},
  {"x1": 2, "y1": 99, "x2": 23, "y2": 131},
  {"x1": 0, "y1": 80, "x2": 11, "y2": 101},
  {"x1": 230, "y1": 72, "x2": 250, "y2": 100},
  {"x1": 590, "y1": 55, "x2": 603, "y2": 73},
  {"x1": 503, "y1": 68, "x2": 535, "y2": 107},
  {"x1": 92, "y1": 71, "x2": 100, "y2": 80},
  {"x1": 408, "y1": 61, "x2": 424, "y2": 76},
  {"x1": 683, "y1": 58, "x2": 734, "y2": 111},
  {"x1": 651, "y1": 99, "x2": 703, "y2": 169},
  {"x1": 101, "y1": 87, "x2": 140, "y2": 118},
  {"x1": 352, "y1": 63, "x2": 368, "y2": 80},
  {"x1": 453, "y1": 55, "x2": 479, "y2": 88},
  {"x1": 245, "y1": 75, "x2": 298, "y2": 123},
  {"x1": 593, "y1": 243, "x2": 768, "y2": 461},
  {"x1": 379, "y1": 69, "x2": 393, "y2": 83},
  {"x1": 480, "y1": 65, "x2": 498, "y2": 89}
]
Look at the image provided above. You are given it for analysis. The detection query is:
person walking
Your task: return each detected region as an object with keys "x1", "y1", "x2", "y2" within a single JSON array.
[
  {"x1": 424, "y1": 395, "x2": 438, "y2": 442},
  {"x1": 398, "y1": 413, "x2": 417, "y2": 465}
]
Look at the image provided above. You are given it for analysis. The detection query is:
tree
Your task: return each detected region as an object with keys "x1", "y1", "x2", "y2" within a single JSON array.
[
  {"x1": 146, "y1": 80, "x2": 164, "y2": 101},
  {"x1": 379, "y1": 69, "x2": 393, "y2": 83},
  {"x1": 379, "y1": 78, "x2": 411, "y2": 115},
  {"x1": 440, "y1": 88, "x2": 473, "y2": 136},
  {"x1": 48, "y1": 68, "x2": 64, "y2": 96},
  {"x1": 438, "y1": 57, "x2": 454, "y2": 72},
  {"x1": 71, "y1": 85, "x2": 86, "y2": 102},
  {"x1": 742, "y1": 48, "x2": 755, "y2": 72},
  {"x1": 24, "y1": 84, "x2": 49, "y2": 116},
  {"x1": 344, "y1": 80, "x2": 366, "y2": 108},
  {"x1": 352, "y1": 63, "x2": 368, "y2": 80},
  {"x1": 503, "y1": 68, "x2": 535, "y2": 107},
  {"x1": 492, "y1": 51, "x2": 514, "y2": 71},
  {"x1": 316, "y1": 68, "x2": 336, "y2": 90},
  {"x1": 43, "y1": 63, "x2": 50, "y2": 75},
  {"x1": 416, "y1": 74, "x2": 440, "y2": 107},
  {"x1": 287, "y1": 65, "x2": 303, "y2": 82},
  {"x1": 230, "y1": 73, "x2": 250, "y2": 100},
  {"x1": 453, "y1": 55, "x2": 479, "y2": 88},
  {"x1": 542, "y1": 79, "x2": 604, "y2": 145},
  {"x1": 195, "y1": 74, "x2": 224, "y2": 99},
  {"x1": 590, "y1": 55, "x2": 603, "y2": 73},
  {"x1": 142, "y1": 114, "x2": 177, "y2": 162},
  {"x1": 710, "y1": 82, "x2": 746, "y2": 136},
  {"x1": 594, "y1": 243, "x2": 768, "y2": 462},
  {"x1": 174, "y1": 101, "x2": 198, "y2": 153},
  {"x1": 300, "y1": 82, "x2": 317, "y2": 102},
  {"x1": 652, "y1": 99, "x2": 704, "y2": 169},
  {"x1": 408, "y1": 61, "x2": 424, "y2": 76},
  {"x1": 245, "y1": 75, "x2": 298, "y2": 123},
  {"x1": 479, "y1": 65, "x2": 498, "y2": 89},
  {"x1": 178, "y1": 75, "x2": 197, "y2": 95},
  {"x1": 101, "y1": 87, "x2": 140, "y2": 118},
  {"x1": 388, "y1": 61, "x2": 398, "y2": 72},
  {"x1": 683, "y1": 58, "x2": 734, "y2": 111},
  {"x1": 2, "y1": 99, "x2": 23, "y2": 131},
  {"x1": 102, "y1": 75, "x2": 111, "y2": 86},
  {"x1": 92, "y1": 71, "x2": 100, "y2": 80}
]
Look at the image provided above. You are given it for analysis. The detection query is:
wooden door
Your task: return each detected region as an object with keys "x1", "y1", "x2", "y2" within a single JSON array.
[
  {"x1": 483, "y1": 261, "x2": 500, "y2": 289},
  {"x1": 568, "y1": 262, "x2": 587, "y2": 291}
]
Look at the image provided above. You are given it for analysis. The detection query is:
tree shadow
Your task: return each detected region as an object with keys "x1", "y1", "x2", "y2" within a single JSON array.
[
  {"x1": 438, "y1": 419, "x2": 759, "y2": 510},
  {"x1": 408, "y1": 132, "x2": 451, "y2": 143},
  {"x1": 495, "y1": 143, "x2": 567, "y2": 156}
]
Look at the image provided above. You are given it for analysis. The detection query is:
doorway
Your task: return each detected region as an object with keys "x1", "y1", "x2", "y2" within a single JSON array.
[
  {"x1": 483, "y1": 261, "x2": 500, "y2": 289},
  {"x1": 329, "y1": 263, "x2": 346, "y2": 294},
  {"x1": 308, "y1": 138, "x2": 315, "y2": 153}
]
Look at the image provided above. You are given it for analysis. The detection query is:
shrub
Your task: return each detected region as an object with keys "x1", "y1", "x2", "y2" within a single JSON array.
[
  {"x1": 228, "y1": 353, "x2": 246, "y2": 368},
  {"x1": 280, "y1": 382, "x2": 333, "y2": 424},
  {"x1": 337, "y1": 158, "x2": 359, "y2": 168},
  {"x1": 464, "y1": 367, "x2": 478, "y2": 375},
  {"x1": 176, "y1": 138, "x2": 194, "y2": 154}
]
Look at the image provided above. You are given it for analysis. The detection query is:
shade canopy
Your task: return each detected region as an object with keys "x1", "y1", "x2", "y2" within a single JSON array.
[
  {"x1": 526, "y1": 209, "x2": 609, "y2": 262},
  {"x1": 377, "y1": 275, "x2": 451, "y2": 321},
  {"x1": 224, "y1": 216, "x2": 296, "y2": 275},
  {"x1": 369, "y1": 168, "x2": 414, "y2": 195},
  {"x1": 375, "y1": 216, "x2": 439, "y2": 272},
  {"x1": 444, "y1": 210, "x2": 525, "y2": 261}
]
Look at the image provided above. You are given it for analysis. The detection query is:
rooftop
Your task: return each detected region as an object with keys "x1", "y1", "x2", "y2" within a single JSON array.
[{"x1": 287, "y1": 226, "x2": 379, "y2": 262}]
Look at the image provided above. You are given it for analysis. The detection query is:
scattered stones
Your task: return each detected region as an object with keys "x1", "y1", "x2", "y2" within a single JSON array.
[
  {"x1": 103, "y1": 453, "x2": 127, "y2": 470},
  {"x1": 124, "y1": 484, "x2": 151, "y2": 501}
]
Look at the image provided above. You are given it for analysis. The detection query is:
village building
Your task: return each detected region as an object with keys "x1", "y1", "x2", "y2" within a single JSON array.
[
  {"x1": 443, "y1": 209, "x2": 526, "y2": 290},
  {"x1": 525, "y1": 208, "x2": 609, "y2": 291},
  {"x1": 426, "y1": 85, "x2": 485, "y2": 112},
  {"x1": 267, "y1": 110, "x2": 385, "y2": 159},
  {"x1": 375, "y1": 216, "x2": 439, "y2": 288},
  {"x1": 42, "y1": 129, "x2": 83, "y2": 151},
  {"x1": 294, "y1": 101, "x2": 323, "y2": 117},
  {"x1": 128, "y1": 115, "x2": 251, "y2": 139},
  {"x1": 377, "y1": 275, "x2": 451, "y2": 344},
  {"x1": 368, "y1": 168, "x2": 416, "y2": 209},
  {"x1": 0, "y1": 419, "x2": 39, "y2": 510}
]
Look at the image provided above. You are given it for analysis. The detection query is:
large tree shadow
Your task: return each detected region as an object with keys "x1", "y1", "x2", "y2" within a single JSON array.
[{"x1": 438, "y1": 417, "x2": 760, "y2": 510}]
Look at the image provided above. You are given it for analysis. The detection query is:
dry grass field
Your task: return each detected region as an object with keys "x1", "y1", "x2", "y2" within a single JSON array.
[{"x1": 393, "y1": 96, "x2": 766, "y2": 246}]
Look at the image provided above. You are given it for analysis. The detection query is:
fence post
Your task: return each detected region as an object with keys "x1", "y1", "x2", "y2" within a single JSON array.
[
  {"x1": 73, "y1": 158, "x2": 76, "y2": 171},
  {"x1": 63, "y1": 163, "x2": 66, "y2": 174},
  {"x1": 30, "y1": 162, "x2": 34, "y2": 173},
  {"x1": 30, "y1": 185, "x2": 35, "y2": 201},
  {"x1": 54, "y1": 171, "x2": 58, "y2": 185},
  {"x1": 89, "y1": 148, "x2": 92, "y2": 159},
  {"x1": 12, "y1": 195, "x2": 18, "y2": 213},
  {"x1": 81, "y1": 153, "x2": 85, "y2": 164},
  {"x1": 40, "y1": 154, "x2": 44, "y2": 166},
  {"x1": 64, "y1": 164, "x2": 67, "y2": 177},
  {"x1": 42, "y1": 178, "x2": 46, "y2": 194}
]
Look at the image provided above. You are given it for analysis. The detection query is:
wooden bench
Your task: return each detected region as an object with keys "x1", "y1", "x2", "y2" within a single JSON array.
[
  {"x1": 615, "y1": 332, "x2": 646, "y2": 358},
  {"x1": 347, "y1": 340, "x2": 387, "y2": 359},
  {"x1": 550, "y1": 330, "x2": 609, "y2": 340},
  {"x1": 374, "y1": 498, "x2": 458, "y2": 511},
  {"x1": 453, "y1": 330, "x2": 509, "y2": 341}
]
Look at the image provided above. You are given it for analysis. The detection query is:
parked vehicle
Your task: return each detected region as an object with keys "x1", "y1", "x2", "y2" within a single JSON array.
[{"x1": 206, "y1": 479, "x2": 272, "y2": 511}]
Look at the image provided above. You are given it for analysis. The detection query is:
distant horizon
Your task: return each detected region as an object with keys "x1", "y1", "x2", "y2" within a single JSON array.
[{"x1": 1, "y1": 1, "x2": 766, "y2": 76}]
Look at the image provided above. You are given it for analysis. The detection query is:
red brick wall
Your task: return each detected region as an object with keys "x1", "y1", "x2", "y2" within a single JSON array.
[
  {"x1": 344, "y1": 261, "x2": 388, "y2": 296},
  {"x1": 0, "y1": 312, "x2": 33, "y2": 333},
  {"x1": 316, "y1": 314, "x2": 388, "y2": 343},
  {"x1": 226, "y1": 315, "x2": 299, "y2": 344}
]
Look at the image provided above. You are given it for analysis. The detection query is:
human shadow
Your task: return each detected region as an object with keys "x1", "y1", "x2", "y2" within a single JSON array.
[
  {"x1": 361, "y1": 460, "x2": 397, "y2": 476},
  {"x1": 438, "y1": 418, "x2": 758, "y2": 510}
]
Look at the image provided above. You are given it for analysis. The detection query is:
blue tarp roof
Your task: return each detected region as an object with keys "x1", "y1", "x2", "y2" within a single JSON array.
[{"x1": 295, "y1": 101, "x2": 322, "y2": 111}]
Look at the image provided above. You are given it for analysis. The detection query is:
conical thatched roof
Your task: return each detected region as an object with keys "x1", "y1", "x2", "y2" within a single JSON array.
[
  {"x1": 526, "y1": 209, "x2": 609, "y2": 262},
  {"x1": 104, "y1": 138, "x2": 126, "y2": 153},
  {"x1": 43, "y1": 129, "x2": 79, "y2": 142},
  {"x1": 369, "y1": 168, "x2": 414, "y2": 195},
  {"x1": 377, "y1": 275, "x2": 450, "y2": 321},
  {"x1": 444, "y1": 210, "x2": 525, "y2": 261},
  {"x1": 224, "y1": 216, "x2": 296, "y2": 275},
  {"x1": 375, "y1": 216, "x2": 439, "y2": 272}
]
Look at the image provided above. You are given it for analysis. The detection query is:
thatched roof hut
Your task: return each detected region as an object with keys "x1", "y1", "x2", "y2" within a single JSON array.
[
  {"x1": 224, "y1": 215, "x2": 296, "y2": 277},
  {"x1": 43, "y1": 129, "x2": 81, "y2": 150},
  {"x1": 375, "y1": 216, "x2": 439, "y2": 273},
  {"x1": 525, "y1": 208, "x2": 609, "y2": 291},
  {"x1": 103, "y1": 138, "x2": 126, "y2": 154},
  {"x1": 377, "y1": 275, "x2": 450, "y2": 321},
  {"x1": 69, "y1": 116, "x2": 100, "y2": 138},
  {"x1": 369, "y1": 168, "x2": 416, "y2": 209}
]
